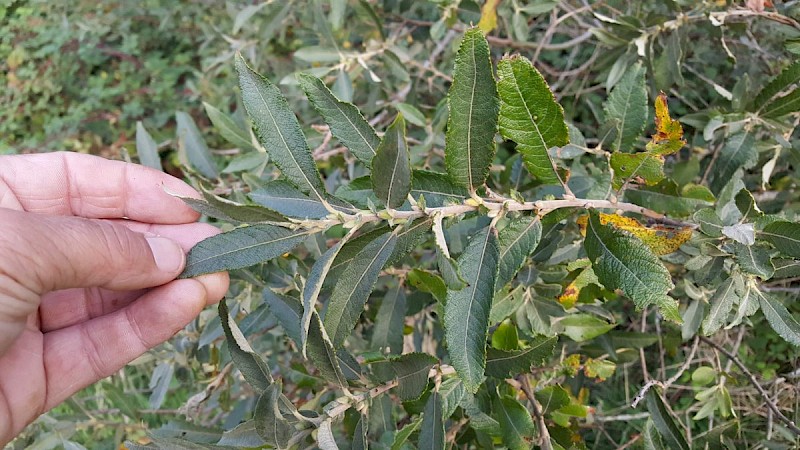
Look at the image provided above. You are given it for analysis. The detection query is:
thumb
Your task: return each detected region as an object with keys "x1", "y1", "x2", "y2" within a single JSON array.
[{"x1": 0, "y1": 209, "x2": 186, "y2": 298}]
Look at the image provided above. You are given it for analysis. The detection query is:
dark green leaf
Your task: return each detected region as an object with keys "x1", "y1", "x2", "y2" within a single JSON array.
[
  {"x1": 216, "y1": 420, "x2": 266, "y2": 447},
  {"x1": 302, "y1": 238, "x2": 348, "y2": 354},
  {"x1": 557, "y1": 314, "x2": 616, "y2": 342},
  {"x1": 610, "y1": 152, "x2": 664, "y2": 189},
  {"x1": 750, "y1": 60, "x2": 800, "y2": 111},
  {"x1": 250, "y1": 180, "x2": 353, "y2": 219},
  {"x1": 176, "y1": 111, "x2": 219, "y2": 179},
  {"x1": 179, "y1": 189, "x2": 285, "y2": 224},
  {"x1": 760, "y1": 221, "x2": 800, "y2": 257},
  {"x1": 136, "y1": 121, "x2": 162, "y2": 171},
  {"x1": 203, "y1": 101, "x2": 255, "y2": 151},
  {"x1": 371, "y1": 285, "x2": 407, "y2": 355},
  {"x1": 497, "y1": 55, "x2": 568, "y2": 184},
  {"x1": 307, "y1": 310, "x2": 349, "y2": 388},
  {"x1": 495, "y1": 396, "x2": 535, "y2": 450},
  {"x1": 254, "y1": 384, "x2": 293, "y2": 450},
  {"x1": 708, "y1": 132, "x2": 757, "y2": 195},
  {"x1": 732, "y1": 243, "x2": 774, "y2": 279},
  {"x1": 391, "y1": 415, "x2": 423, "y2": 450},
  {"x1": 263, "y1": 290, "x2": 303, "y2": 346},
  {"x1": 534, "y1": 385, "x2": 570, "y2": 415},
  {"x1": 372, "y1": 353, "x2": 437, "y2": 401},
  {"x1": 297, "y1": 73, "x2": 379, "y2": 166},
  {"x1": 418, "y1": 391, "x2": 444, "y2": 450},
  {"x1": 762, "y1": 88, "x2": 800, "y2": 118},
  {"x1": 181, "y1": 224, "x2": 311, "y2": 277},
  {"x1": 693, "y1": 208, "x2": 723, "y2": 237},
  {"x1": 445, "y1": 28, "x2": 499, "y2": 190},
  {"x1": 701, "y1": 277, "x2": 739, "y2": 335},
  {"x1": 219, "y1": 301, "x2": 273, "y2": 393},
  {"x1": 439, "y1": 377, "x2": 466, "y2": 417},
  {"x1": 352, "y1": 414, "x2": 368, "y2": 450},
  {"x1": 407, "y1": 269, "x2": 447, "y2": 303},
  {"x1": 485, "y1": 335, "x2": 557, "y2": 378},
  {"x1": 444, "y1": 226, "x2": 501, "y2": 392},
  {"x1": 372, "y1": 114, "x2": 412, "y2": 208},
  {"x1": 496, "y1": 216, "x2": 543, "y2": 291},
  {"x1": 584, "y1": 211, "x2": 679, "y2": 322},
  {"x1": 236, "y1": 54, "x2": 326, "y2": 199},
  {"x1": 410, "y1": 170, "x2": 468, "y2": 208},
  {"x1": 603, "y1": 62, "x2": 647, "y2": 152},
  {"x1": 645, "y1": 389, "x2": 690, "y2": 450},
  {"x1": 757, "y1": 290, "x2": 800, "y2": 346}
]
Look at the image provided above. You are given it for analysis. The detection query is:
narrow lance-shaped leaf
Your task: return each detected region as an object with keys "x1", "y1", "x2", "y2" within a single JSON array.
[
  {"x1": 324, "y1": 231, "x2": 398, "y2": 348},
  {"x1": 219, "y1": 301, "x2": 273, "y2": 393},
  {"x1": 352, "y1": 413, "x2": 368, "y2": 450},
  {"x1": 498, "y1": 55, "x2": 568, "y2": 184},
  {"x1": 254, "y1": 383, "x2": 293, "y2": 450},
  {"x1": 181, "y1": 224, "x2": 311, "y2": 278},
  {"x1": 701, "y1": 277, "x2": 740, "y2": 336},
  {"x1": 177, "y1": 187, "x2": 285, "y2": 224},
  {"x1": 645, "y1": 389, "x2": 690, "y2": 450},
  {"x1": 203, "y1": 101, "x2": 256, "y2": 151},
  {"x1": 603, "y1": 62, "x2": 647, "y2": 152},
  {"x1": 371, "y1": 285, "x2": 407, "y2": 355},
  {"x1": 485, "y1": 335, "x2": 557, "y2": 378},
  {"x1": 372, "y1": 353, "x2": 437, "y2": 401},
  {"x1": 584, "y1": 211, "x2": 680, "y2": 322},
  {"x1": 708, "y1": 132, "x2": 756, "y2": 195},
  {"x1": 176, "y1": 111, "x2": 219, "y2": 179},
  {"x1": 444, "y1": 225, "x2": 501, "y2": 393},
  {"x1": 236, "y1": 54, "x2": 327, "y2": 200},
  {"x1": 410, "y1": 170, "x2": 468, "y2": 207},
  {"x1": 250, "y1": 180, "x2": 353, "y2": 220},
  {"x1": 757, "y1": 289, "x2": 800, "y2": 346},
  {"x1": 750, "y1": 60, "x2": 800, "y2": 112},
  {"x1": 136, "y1": 121, "x2": 162, "y2": 171},
  {"x1": 372, "y1": 114, "x2": 412, "y2": 208},
  {"x1": 445, "y1": 28, "x2": 499, "y2": 191},
  {"x1": 495, "y1": 395, "x2": 535, "y2": 450},
  {"x1": 495, "y1": 215, "x2": 542, "y2": 291},
  {"x1": 760, "y1": 221, "x2": 800, "y2": 258},
  {"x1": 391, "y1": 415, "x2": 423, "y2": 450},
  {"x1": 418, "y1": 390, "x2": 445, "y2": 450},
  {"x1": 297, "y1": 73, "x2": 380, "y2": 166}
]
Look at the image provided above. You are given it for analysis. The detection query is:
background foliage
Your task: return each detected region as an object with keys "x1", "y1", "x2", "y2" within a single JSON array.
[{"x1": 5, "y1": 0, "x2": 800, "y2": 449}]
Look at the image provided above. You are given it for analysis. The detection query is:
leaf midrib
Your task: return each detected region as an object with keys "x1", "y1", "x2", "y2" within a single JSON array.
[{"x1": 460, "y1": 229, "x2": 493, "y2": 383}]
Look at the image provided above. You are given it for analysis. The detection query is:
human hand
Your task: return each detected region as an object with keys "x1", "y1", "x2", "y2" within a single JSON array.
[{"x1": 0, "y1": 152, "x2": 229, "y2": 444}]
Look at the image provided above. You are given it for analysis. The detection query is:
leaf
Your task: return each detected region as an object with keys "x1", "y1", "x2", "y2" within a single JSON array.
[
  {"x1": 751, "y1": 60, "x2": 800, "y2": 112},
  {"x1": 642, "y1": 418, "x2": 666, "y2": 450},
  {"x1": 443, "y1": 226, "x2": 501, "y2": 392},
  {"x1": 491, "y1": 320, "x2": 520, "y2": 351},
  {"x1": 694, "y1": 209, "x2": 724, "y2": 237},
  {"x1": 410, "y1": 170, "x2": 469, "y2": 207},
  {"x1": 439, "y1": 377, "x2": 466, "y2": 417},
  {"x1": 485, "y1": 335, "x2": 557, "y2": 378},
  {"x1": 390, "y1": 415, "x2": 423, "y2": 450},
  {"x1": 708, "y1": 132, "x2": 757, "y2": 195},
  {"x1": 136, "y1": 121, "x2": 162, "y2": 171},
  {"x1": 407, "y1": 269, "x2": 447, "y2": 303},
  {"x1": 371, "y1": 285, "x2": 407, "y2": 355},
  {"x1": 307, "y1": 310, "x2": 349, "y2": 388},
  {"x1": 760, "y1": 221, "x2": 800, "y2": 257},
  {"x1": 254, "y1": 384, "x2": 293, "y2": 450},
  {"x1": 181, "y1": 224, "x2": 311, "y2": 277},
  {"x1": 534, "y1": 386, "x2": 570, "y2": 414},
  {"x1": 418, "y1": 391, "x2": 445, "y2": 450},
  {"x1": 477, "y1": 0, "x2": 501, "y2": 33},
  {"x1": 761, "y1": 88, "x2": 800, "y2": 118},
  {"x1": 721, "y1": 223, "x2": 755, "y2": 246},
  {"x1": 176, "y1": 111, "x2": 219, "y2": 179},
  {"x1": 297, "y1": 73, "x2": 379, "y2": 166},
  {"x1": 603, "y1": 62, "x2": 647, "y2": 152},
  {"x1": 236, "y1": 54, "x2": 326, "y2": 199},
  {"x1": 497, "y1": 55, "x2": 568, "y2": 184},
  {"x1": 395, "y1": 103, "x2": 426, "y2": 127},
  {"x1": 223, "y1": 151, "x2": 267, "y2": 173},
  {"x1": 557, "y1": 314, "x2": 616, "y2": 342},
  {"x1": 645, "y1": 389, "x2": 690, "y2": 450},
  {"x1": 646, "y1": 93, "x2": 685, "y2": 155},
  {"x1": 702, "y1": 277, "x2": 740, "y2": 336},
  {"x1": 682, "y1": 298, "x2": 705, "y2": 341},
  {"x1": 496, "y1": 216, "x2": 543, "y2": 291},
  {"x1": 217, "y1": 420, "x2": 266, "y2": 447},
  {"x1": 732, "y1": 243, "x2": 774, "y2": 279},
  {"x1": 352, "y1": 414, "x2": 368, "y2": 450},
  {"x1": 250, "y1": 180, "x2": 352, "y2": 219},
  {"x1": 610, "y1": 152, "x2": 664, "y2": 189},
  {"x1": 178, "y1": 189, "x2": 285, "y2": 224},
  {"x1": 324, "y1": 231, "x2": 398, "y2": 348},
  {"x1": 576, "y1": 213, "x2": 692, "y2": 255},
  {"x1": 318, "y1": 419, "x2": 340, "y2": 450},
  {"x1": 445, "y1": 28, "x2": 499, "y2": 190},
  {"x1": 218, "y1": 301, "x2": 273, "y2": 393},
  {"x1": 301, "y1": 238, "x2": 349, "y2": 355},
  {"x1": 372, "y1": 114, "x2": 412, "y2": 208},
  {"x1": 372, "y1": 353, "x2": 438, "y2": 401},
  {"x1": 495, "y1": 396, "x2": 535, "y2": 450},
  {"x1": 203, "y1": 102, "x2": 255, "y2": 151},
  {"x1": 624, "y1": 182, "x2": 713, "y2": 217},
  {"x1": 757, "y1": 290, "x2": 800, "y2": 346},
  {"x1": 583, "y1": 211, "x2": 680, "y2": 322}
]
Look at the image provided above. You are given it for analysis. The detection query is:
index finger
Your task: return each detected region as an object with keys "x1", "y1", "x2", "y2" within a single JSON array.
[{"x1": 0, "y1": 152, "x2": 201, "y2": 224}]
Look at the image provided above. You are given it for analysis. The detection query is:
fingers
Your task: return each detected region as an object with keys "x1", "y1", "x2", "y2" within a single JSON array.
[
  {"x1": 42, "y1": 277, "x2": 226, "y2": 410},
  {"x1": 0, "y1": 152, "x2": 200, "y2": 223}
]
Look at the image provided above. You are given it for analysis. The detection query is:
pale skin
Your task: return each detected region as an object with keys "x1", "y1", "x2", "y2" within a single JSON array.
[{"x1": 0, "y1": 152, "x2": 230, "y2": 445}]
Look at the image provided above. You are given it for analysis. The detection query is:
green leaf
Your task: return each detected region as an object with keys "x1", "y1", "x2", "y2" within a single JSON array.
[
  {"x1": 584, "y1": 211, "x2": 680, "y2": 322},
  {"x1": 219, "y1": 301, "x2": 273, "y2": 393},
  {"x1": 610, "y1": 152, "x2": 664, "y2": 189},
  {"x1": 751, "y1": 60, "x2": 800, "y2": 112},
  {"x1": 694, "y1": 208, "x2": 724, "y2": 237},
  {"x1": 682, "y1": 298, "x2": 705, "y2": 341},
  {"x1": 444, "y1": 226, "x2": 501, "y2": 392},
  {"x1": 760, "y1": 221, "x2": 800, "y2": 258},
  {"x1": 761, "y1": 88, "x2": 800, "y2": 118},
  {"x1": 445, "y1": 28, "x2": 499, "y2": 190},
  {"x1": 557, "y1": 314, "x2": 616, "y2": 342},
  {"x1": 497, "y1": 55, "x2": 568, "y2": 184},
  {"x1": 372, "y1": 114, "x2": 412, "y2": 208},
  {"x1": 410, "y1": 170, "x2": 469, "y2": 207},
  {"x1": 702, "y1": 277, "x2": 740, "y2": 335},
  {"x1": 203, "y1": 102, "x2": 255, "y2": 151},
  {"x1": 757, "y1": 290, "x2": 800, "y2": 346},
  {"x1": 236, "y1": 54, "x2": 326, "y2": 199},
  {"x1": 352, "y1": 414, "x2": 368, "y2": 450},
  {"x1": 418, "y1": 391, "x2": 445, "y2": 450},
  {"x1": 490, "y1": 285, "x2": 525, "y2": 323},
  {"x1": 307, "y1": 309, "x2": 349, "y2": 388},
  {"x1": 178, "y1": 189, "x2": 285, "y2": 224},
  {"x1": 496, "y1": 216, "x2": 542, "y2": 291},
  {"x1": 301, "y1": 238, "x2": 349, "y2": 355},
  {"x1": 645, "y1": 389, "x2": 690, "y2": 450},
  {"x1": 254, "y1": 384, "x2": 293, "y2": 450},
  {"x1": 732, "y1": 243, "x2": 774, "y2": 279},
  {"x1": 708, "y1": 132, "x2": 757, "y2": 195},
  {"x1": 439, "y1": 377, "x2": 466, "y2": 417},
  {"x1": 263, "y1": 290, "x2": 303, "y2": 346},
  {"x1": 371, "y1": 285, "x2": 407, "y2": 355},
  {"x1": 176, "y1": 111, "x2": 219, "y2": 179},
  {"x1": 495, "y1": 396, "x2": 535, "y2": 450},
  {"x1": 603, "y1": 62, "x2": 647, "y2": 152},
  {"x1": 535, "y1": 385, "x2": 570, "y2": 415},
  {"x1": 324, "y1": 231, "x2": 398, "y2": 347},
  {"x1": 318, "y1": 419, "x2": 339, "y2": 450},
  {"x1": 396, "y1": 102, "x2": 427, "y2": 127},
  {"x1": 485, "y1": 335, "x2": 557, "y2": 378},
  {"x1": 372, "y1": 353, "x2": 438, "y2": 401},
  {"x1": 491, "y1": 320, "x2": 519, "y2": 351},
  {"x1": 222, "y1": 151, "x2": 268, "y2": 173},
  {"x1": 391, "y1": 415, "x2": 423, "y2": 450},
  {"x1": 407, "y1": 269, "x2": 447, "y2": 303},
  {"x1": 297, "y1": 73, "x2": 379, "y2": 166},
  {"x1": 250, "y1": 180, "x2": 353, "y2": 219},
  {"x1": 642, "y1": 418, "x2": 666, "y2": 450},
  {"x1": 624, "y1": 183, "x2": 713, "y2": 217},
  {"x1": 181, "y1": 224, "x2": 311, "y2": 277},
  {"x1": 136, "y1": 121, "x2": 162, "y2": 171}
]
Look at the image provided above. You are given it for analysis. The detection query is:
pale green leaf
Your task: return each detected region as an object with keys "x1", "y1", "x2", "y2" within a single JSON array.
[
  {"x1": 757, "y1": 290, "x2": 800, "y2": 346},
  {"x1": 254, "y1": 384, "x2": 293, "y2": 450},
  {"x1": 318, "y1": 419, "x2": 340, "y2": 450},
  {"x1": 391, "y1": 415, "x2": 423, "y2": 450},
  {"x1": 216, "y1": 420, "x2": 266, "y2": 447},
  {"x1": 702, "y1": 277, "x2": 739, "y2": 335},
  {"x1": 176, "y1": 111, "x2": 219, "y2": 179},
  {"x1": 497, "y1": 55, "x2": 568, "y2": 184},
  {"x1": 708, "y1": 132, "x2": 757, "y2": 195},
  {"x1": 557, "y1": 314, "x2": 616, "y2": 342},
  {"x1": 203, "y1": 101, "x2": 255, "y2": 151},
  {"x1": 136, "y1": 121, "x2": 162, "y2": 171},
  {"x1": 324, "y1": 231, "x2": 398, "y2": 347},
  {"x1": 181, "y1": 224, "x2": 311, "y2": 277},
  {"x1": 250, "y1": 180, "x2": 354, "y2": 219},
  {"x1": 218, "y1": 301, "x2": 273, "y2": 393},
  {"x1": 760, "y1": 221, "x2": 800, "y2": 258},
  {"x1": 485, "y1": 335, "x2": 557, "y2": 378},
  {"x1": 603, "y1": 62, "x2": 647, "y2": 152},
  {"x1": 444, "y1": 226, "x2": 501, "y2": 392},
  {"x1": 496, "y1": 215, "x2": 542, "y2": 291},
  {"x1": 495, "y1": 396, "x2": 535, "y2": 450},
  {"x1": 372, "y1": 114, "x2": 412, "y2": 208},
  {"x1": 419, "y1": 391, "x2": 445, "y2": 450},
  {"x1": 297, "y1": 73, "x2": 379, "y2": 166},
  {"x1": 222, "y1": 151, "x2": 268, "y2": 173},
  {"x1": 236, "y1": 54, "x2": 326, "y2": 199},
  {"x1": 645, "y1": 389, "x2": 690, "y2": 450},
  {"x1": 445, "y1": 28, "x2": 499, "y2": 190},
  {"x1": 396, "y1": 102, "x2": 427, "y2": 127},
  {"x1": 371, "y1": 285, "x2": 407, "y2": 355},
  {"x1": 693, "y1": 208, "x2": 724, "y2": 237},
  {"x1": 584, "y1": 211, "x2": 679, "y2": 322}
]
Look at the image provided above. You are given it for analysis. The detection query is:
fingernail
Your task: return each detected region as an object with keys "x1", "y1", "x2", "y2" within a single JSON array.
[{"x1": 146, "y1": 236, "x2": 185, "y2": 272}]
